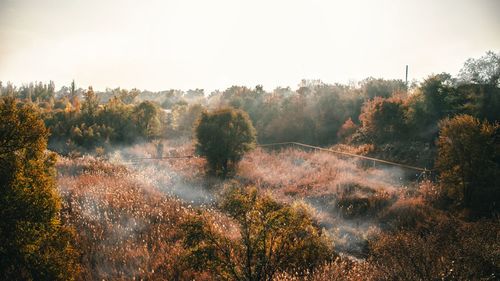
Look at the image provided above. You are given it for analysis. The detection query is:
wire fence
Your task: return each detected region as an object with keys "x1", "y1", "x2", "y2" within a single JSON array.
[
  {"x1": 258, "y1": 142, "x2": 434, "y2": 182},
  {"x1": 123, "y1": 141, "x2": 434, "y2": 181},
  {"x1": 258, "y1": 142, "x2": 431, "y2": 172}
]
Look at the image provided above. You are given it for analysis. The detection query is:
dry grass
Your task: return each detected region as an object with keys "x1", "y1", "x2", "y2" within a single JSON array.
[
  {"x1": 238, "y1": 148, "x2": 400, "y2": 198},
  {"x1": 56, "y1": 150, "x2": 231, "y2": 280},
  {"x1": 54, "y1": 143, "x2": 498, "y2": 280},
  {"x1": 237, "y1": 148, "x2": 412, "y2": 257},
  {"x1": 273, "y1": 257, "x2": 380, "y2": 281}
]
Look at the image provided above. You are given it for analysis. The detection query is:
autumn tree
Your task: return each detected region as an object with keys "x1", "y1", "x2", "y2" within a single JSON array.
[
  {"x1": 0, "y1": 97, "x2": 79, "y2": 280},
  {"x1": 195, "y1": 108, "x2": 256, "y2": 177},
  {"x1": 358, "y1": 96, "x2": 408, "y2": 144},
  {"x1": 181, "y1": 185, "x2": 334, "y2": 280},
  {"x1": 436, "y1": 114, "x2": 499, "y2": 215},
  {"x1": 337, "y1": 118, "x2": 358, "y2": 143},
  {"x1": 81, "y1": 86, "x2": 99, "y2": 120},
  {"x1": 117, "y1": 88, "x2": 140, "y2": 105}
]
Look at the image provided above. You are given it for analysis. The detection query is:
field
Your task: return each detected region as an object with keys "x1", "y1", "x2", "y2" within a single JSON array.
[
  {"x1": 2, "y1": 3, "x2": 499, "y2": 279},
  {"x1": 56, "y1": 143, "x2": 232, "y2": 280},
  {"x1": 51, "y1": 142, "x2": 499, "y2": 280}
]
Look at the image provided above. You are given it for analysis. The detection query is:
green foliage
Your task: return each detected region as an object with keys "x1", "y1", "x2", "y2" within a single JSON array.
[
  {"x1": 195, "y1": 108, "x2": 256, "y2": 177},
  {"x1": 0, "y1": 97, "x2": 79, "y2": 280},
  {"x1": 181, "y1": 185, "x2": 334, "y2": 280},
  {"x1": 132, "y1": 100, "x2": 165, "y2": 140},
  {"x1": 457, "y1": 84, "x2": 500, "y2": 122},
  {"x1": 436, "y1": 114, "x2": 499, "y2": 216},
  {"x1": 97, "y1": 96, "x2": 136, "y2": 143},
  {"x1": 39, "y1": 89, "x2": 167, "y2": 153}
]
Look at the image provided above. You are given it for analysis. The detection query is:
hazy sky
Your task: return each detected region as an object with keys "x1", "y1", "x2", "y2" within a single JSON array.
[{"x1": 0, "y1": 0, "x2": 499, "y2": 91}]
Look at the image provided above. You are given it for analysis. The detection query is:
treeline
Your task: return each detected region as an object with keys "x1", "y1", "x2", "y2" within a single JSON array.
[{"x1": 1, "y1": 51, "x2": 498, "y2": 165}]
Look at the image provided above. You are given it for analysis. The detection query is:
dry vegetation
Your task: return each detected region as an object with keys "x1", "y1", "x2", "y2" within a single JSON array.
[
  {"x1": 238, "y1": 148, "x2": 499, "y2": 280},
  {"x1": 54, "y1": 143, "x2": 499, "y2": 280},
  {"x1": 238, "y1": 148, "x2": 407, "y2": 257},
  {"x1": 55, "y1": 145, "x2": 233, "y2": 280}
]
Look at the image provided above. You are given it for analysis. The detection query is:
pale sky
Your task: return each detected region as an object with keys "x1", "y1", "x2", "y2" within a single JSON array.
[{"x1": 0, "y1": 0, "x2": 499, "y2": 91}]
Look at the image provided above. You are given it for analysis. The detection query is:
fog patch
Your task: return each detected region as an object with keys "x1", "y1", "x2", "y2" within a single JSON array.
[{"x1": 108, "y1": 145, "x2": 215, "y2": 206}]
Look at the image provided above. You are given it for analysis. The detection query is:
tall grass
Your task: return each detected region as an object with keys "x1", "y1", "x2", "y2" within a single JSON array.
[
  {"x1": 56, "y1": 154, "x2": 229, "y2": 280},
  {"x1": 55, "y1": 143, "x2": 499, "y2": 280}
]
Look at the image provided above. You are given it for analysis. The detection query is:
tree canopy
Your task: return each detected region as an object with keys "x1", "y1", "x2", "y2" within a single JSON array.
[
  {"x1": 195, "y1": 108, "x2": 256, "y2": 177},
  {"x1": 0, "y1": 97, "x2": 79, "y2": 280},
  {"x1": 436, "y1": 114, "x2": 499, "y2": 216},
  {"x1": 181, "y1": 184, "x2": 334, "y2": 280}
]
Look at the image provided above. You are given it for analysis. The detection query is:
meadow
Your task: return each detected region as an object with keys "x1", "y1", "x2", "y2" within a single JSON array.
[{"x1": 53, "y1": 142, "x2": 499, "y2": 280}]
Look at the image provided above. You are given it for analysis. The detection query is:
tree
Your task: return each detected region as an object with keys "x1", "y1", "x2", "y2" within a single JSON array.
[
  {"x1": 419, "y1": 73, "x2": 455, "y2": 122},
  {"x1": 98, "y1": 97, "x2": 136, "y2": 144},
  {"x1": 0, "y1": 97, "x2": 79, "y2": 280},
  {"x1": 436, "y1": 114, "x2": 499, "y2": 215},
  {"x1": 195, "y1": 108, "x2": 256, "y2": 177},
  {"x1": 337, "y1": 118, "x2": 358, "y2": 143},
  {"x1": 117, "y1": 88, "x2": 140, "y2": 105},
  {"x1": 171, "y1": 103, "x2": 205, "y2": 138},
  {"x1": 81, "y1": 86, "x2": 99, "y2": 120},
  {"x1": 358, "y1": 96, "x2": 408, "y2": 144},
  {"x1": 458, "y1": 51, "x2": 500, "y2": 86},
  {"x1": 360, "y1": 77, "x2": 407, "y2": 99},
  {"x1": 403, "y1": 73, "x2": 456, "y2": 142},
  {"x1": 181, "y1": 185, "x2": 334, "y2": 280},
  {"x1": 132, "y1": 101, "x2": 164, "y2": 140}
]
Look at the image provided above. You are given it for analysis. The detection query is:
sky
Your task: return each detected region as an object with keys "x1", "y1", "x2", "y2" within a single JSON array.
[{"x1": 0, "y1": 0, "x2": 499, "y2": 92}]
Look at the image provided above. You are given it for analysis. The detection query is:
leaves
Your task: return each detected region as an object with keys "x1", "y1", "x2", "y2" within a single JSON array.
[
  {"x1": 436, "y1": 114, "x2": 499, "y2": 215},
  {"x1": 0, "y1": 97, "x2": 79, "y2": 280},
  {"x1": 195, "y1": 108, "x2": 256, "y2": 177},
  {"x1": 181, "y1": 185, "x2": 334, "y2": 280}
]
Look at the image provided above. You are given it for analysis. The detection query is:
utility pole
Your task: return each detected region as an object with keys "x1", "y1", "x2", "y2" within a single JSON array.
[{"x1": 405, "y1": 65, "x2": 409, "y2": 87}]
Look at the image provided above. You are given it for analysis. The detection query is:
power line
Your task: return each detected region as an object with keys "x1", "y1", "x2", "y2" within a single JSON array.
[{"x1": 258, "y1": 142, "x2": 432, "y2": 173}]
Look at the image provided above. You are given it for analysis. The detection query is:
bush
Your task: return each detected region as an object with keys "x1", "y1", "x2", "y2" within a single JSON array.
[{"x1": 195, "y1": 108, "x2": 256, "y2": 177}]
